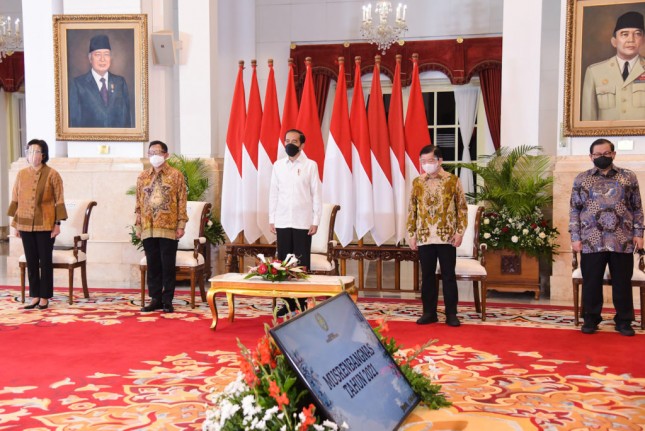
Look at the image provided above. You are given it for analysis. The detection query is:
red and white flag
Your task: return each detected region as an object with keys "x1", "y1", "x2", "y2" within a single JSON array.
[
  {"x1": 322, "y1": 57, "x2": 354, "y2": 246},
  {"x1": 278, "y1": 58, "x2": 298, "y2": 160},
  {"x1": 349, "y1": 56, "x2": 374, "y2": 240},
  {"x1": 257, "y1": 60, "x2": 281, "y2": 243},
  {"x1": 221, "y1": 61, "x2": 246, "y2": 241},
  {"x1": 388, "y1": 55, "x2": 408, "y2": 245},
  {"x1": 367, "y1": 57, "x2": 395, "y2": 245},
  {"x1": 296, "y1": 57, "x2": 325, "y2": 181},
  {"x1": 241, "y1": 60, "x2": 263, "y2": 243},
  {"x1": 404, "y1": 54, "x2": 431, "y2": 194}
]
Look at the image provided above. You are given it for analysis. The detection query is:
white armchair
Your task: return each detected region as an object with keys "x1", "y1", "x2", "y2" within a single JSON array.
[
  {"x1": 309, "y1": 203, "x2": 340, "y2": 275},
  {"x1": 435, "y1": 205, "x2": 487, "y2": 319}
]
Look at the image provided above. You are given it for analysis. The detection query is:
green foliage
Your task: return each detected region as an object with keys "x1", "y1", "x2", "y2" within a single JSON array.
[
  {"x1": 167, "y1": 154, "x2": 210, "y2": 201},
  {"x1": 454, "y1": 145, "x2": 554, "y2": 218}
]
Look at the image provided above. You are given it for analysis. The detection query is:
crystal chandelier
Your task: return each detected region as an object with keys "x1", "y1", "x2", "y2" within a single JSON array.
[
  {"x1": 360, "y1": 2, "x2": 408, "y2": 54},
  {"x1": 0, "y1": 15, "x2": 23, "y2": 63}
]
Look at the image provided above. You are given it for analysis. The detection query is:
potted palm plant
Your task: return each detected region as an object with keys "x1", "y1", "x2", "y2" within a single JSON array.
[{"x1": 454, "y1": 145, "x2": 559, "y2": 298}]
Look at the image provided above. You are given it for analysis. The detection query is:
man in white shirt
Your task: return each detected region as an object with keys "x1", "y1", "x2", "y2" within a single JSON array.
[
  {"x1": 269, "y1": 129, "x2": 322, "y2": 316},
  {"x1": 581, "y1": 11, "x2": 645, "y2": 121}
]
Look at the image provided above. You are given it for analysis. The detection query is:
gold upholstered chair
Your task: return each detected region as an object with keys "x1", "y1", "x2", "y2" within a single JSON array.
[
  {"x1": 20, "y1": 200, "x2": 97, "y2": 305},
  {"x1": 435, "y1": 205, "x2": 486, "y2": 318},
  {"x1": 572, "y1": 251, "x2": 645, "y2": 330},
  {"x1": 139, "y1": 201, "x2": 212, "y2": 309}
]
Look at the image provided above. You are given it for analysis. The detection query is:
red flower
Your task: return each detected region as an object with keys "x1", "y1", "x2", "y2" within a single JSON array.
[
  {"x1": 256, "y1": 336, "x2": 275, "y2": 367},
  {"x1": 258, "y1": 263, "x2": 268, "y2": 275},
  {"x1": 530, "y1": 223, "x2": 538, "y2": 229},
  {"x1": 299, "y1": 404, "x2": 316, "y2": 430},
  {"x1": 268, "y1": 380, "x2": 290, "y2": 410},
  {"x1": 540, "y1": 219, "x2": 548, "y2": 227},
  {"x1": 501, "y1": 227, "x2": 510, "y2": 233},
  {"x1": 238, "y1": 355, "x2": 258, "y2": 387},
  {"x1": 270, "y1": 267, "x2": 278, "y2": 275}
]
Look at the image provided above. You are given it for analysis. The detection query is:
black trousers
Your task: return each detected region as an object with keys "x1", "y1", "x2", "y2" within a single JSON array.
[
  {"x1": 20, "y1": 231, "x2": 56, "y2": 299},
  {"x1": 143, "y1": 237, "x2": 178, "y2": 304},
  {"x1": 418, "y1": 244, "x2": 459, "y2": 316},
  {"x1": 276, "y1": 228, "x2": 311, "y2": 309},
  {"x1": 581, "y1": 251, "x2": 634, "y2": 325}
]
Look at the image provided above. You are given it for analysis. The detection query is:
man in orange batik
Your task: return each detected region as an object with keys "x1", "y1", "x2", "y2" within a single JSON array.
[
  {"x1": 408, "y1": 145, "x2": 468, "y2": 327},
  {"x1": 135, "y1": 140, "x2": 188, "y2": 313}
]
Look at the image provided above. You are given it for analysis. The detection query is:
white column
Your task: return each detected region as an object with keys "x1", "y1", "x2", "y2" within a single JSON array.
[
  {"x1": 215, "y1": 0, "x2": 256, "y2": 158},
  {"x1": 500, "y1": 0, "x2": 543, "y2": 149},
  {"x1": 22, "y1": 0, "x2": 62, "y2": 155},
  {"x1": 177, "y1": 0, "x2": 222, "y2": 158}
]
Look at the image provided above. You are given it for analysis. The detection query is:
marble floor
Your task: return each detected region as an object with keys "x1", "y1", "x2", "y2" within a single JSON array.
[{"x1": 0, "y1": 240, "x2": 587, "y2": 307}]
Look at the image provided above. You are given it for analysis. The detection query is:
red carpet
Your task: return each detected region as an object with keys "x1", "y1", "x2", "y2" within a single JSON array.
[{"x1": 0, "y1": 286, "x2": 643, "y2": 430}]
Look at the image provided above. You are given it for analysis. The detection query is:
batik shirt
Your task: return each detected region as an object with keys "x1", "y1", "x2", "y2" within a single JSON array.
[
  {"x1": 569, "y1": 164, "x2": 644, "y2": 254},
  {"x1": 135, "y1": 164, "x2": 188, "y2": 241},
  {"x1": 407, "y1": 170, "x2": 468, "y2": 245}
]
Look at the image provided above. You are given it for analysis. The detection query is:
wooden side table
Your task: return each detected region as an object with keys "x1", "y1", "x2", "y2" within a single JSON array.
[{"x1": 206, "y1": 273, "x2": 356, "y2": 330}]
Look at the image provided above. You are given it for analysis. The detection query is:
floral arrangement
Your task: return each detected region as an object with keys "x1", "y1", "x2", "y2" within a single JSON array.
[
  {"x1": 480, "y1": 207, "x2": 559, "y2": 258},
  {"x1": 245, "y1": 254, "x2": 309, "y2": 282},
  {"x1": 202, "y1": 319, "x2": 450, "y2": 431}
]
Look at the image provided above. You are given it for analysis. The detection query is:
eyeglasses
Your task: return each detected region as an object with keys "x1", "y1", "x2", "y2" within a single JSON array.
[
  {"x1": 27, "y1": 149, "x2": 42, "y2": 155},
  {"x1": 591, "y1": 151, "x2": 614, "y2": 158},
  {"x1": 420, "y1": 158, "x2": 439, "y2": 164},
  {"x1": 148, "y1": 150, "x2": 166, "y2": 156}
]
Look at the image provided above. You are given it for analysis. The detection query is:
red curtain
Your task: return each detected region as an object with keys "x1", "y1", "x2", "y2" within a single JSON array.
[
  {"x1": 479, "y1": 67, "x2": 502, "y2": 150},
  {"x1": 0, "y1": 52, "x2": 25, "y2": 92}
]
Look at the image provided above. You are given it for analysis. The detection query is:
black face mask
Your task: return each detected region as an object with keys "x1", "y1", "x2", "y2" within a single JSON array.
[
  {"x1": 593, "y1": 156, "x2": 613, "y2": 170},
  {"x1": 285, "y1": 143, "x2": 300, "y2": 157}
]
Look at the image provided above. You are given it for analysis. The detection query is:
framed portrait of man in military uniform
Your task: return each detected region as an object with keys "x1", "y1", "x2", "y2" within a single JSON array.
[
  {"x1": 54, "y1": 14, "x2": 148, "y2": 142},
  {"x1": 564, "y1": 0, "x2": 645, "y2": 136}
]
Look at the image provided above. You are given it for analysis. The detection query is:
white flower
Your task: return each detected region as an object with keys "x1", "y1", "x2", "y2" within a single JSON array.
[
  {"x1": 483, "y1": 218, "x2": 490, "y2": 225},
  {"x1": 322, "y1": 420, "x2": 340, "y2": 430},
  {"x1": 522, "y1": 229, "x2": 529, "y2": 235},
  {"x1": 257, "y1": 253, "x2": 265, "y2": 262},
  {"x1": 511, "y1": 236, "x2": 519, "y2": 243},
  {"x1": 539, "y1": 232, "x2": 546, "y2": 239},
  {"x1": 483, "y1": 233, "x2": 491, "y2": 239},
  {"x1": 207, "y1": 220, "x2": 213, "y2": 227}
]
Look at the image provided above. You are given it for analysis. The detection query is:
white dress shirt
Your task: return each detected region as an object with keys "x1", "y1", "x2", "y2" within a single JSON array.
[
  {"x1": 91, "y1": 69, "x2": 109, "y2": 90},
  {"x1": 269, "y1": 152, "x2": 322, "y2": 229}
]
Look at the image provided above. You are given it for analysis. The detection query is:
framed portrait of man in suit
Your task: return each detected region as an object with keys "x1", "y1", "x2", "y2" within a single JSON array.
[
  {"x1": 54, "y1": 14, "x2": 148, "y2": 141},
  {"x1": 564, "y1": 0, "x2": 645, "y2": 136}
]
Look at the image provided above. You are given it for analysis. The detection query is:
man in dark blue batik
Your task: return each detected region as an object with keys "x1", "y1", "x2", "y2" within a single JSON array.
[{"x1": 569, "y1": 138, "x2": 644, "y2": 337}]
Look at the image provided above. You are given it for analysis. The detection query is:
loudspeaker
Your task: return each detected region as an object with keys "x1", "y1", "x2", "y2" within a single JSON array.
[{"x1": 151, "y1": 31, "x2": 177, "y2": 66}]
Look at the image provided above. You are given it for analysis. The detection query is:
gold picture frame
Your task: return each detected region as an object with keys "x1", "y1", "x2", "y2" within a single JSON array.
[
  {"x1": 564, "y1": 0, "x2": 645, "y2": 136},
  {"x1": 54, "y1": 14, "x2": 148, "y2": 141}
]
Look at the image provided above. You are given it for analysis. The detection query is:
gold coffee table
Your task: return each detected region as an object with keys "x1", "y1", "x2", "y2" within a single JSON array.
[{"x1": 206, "y1": 273, "x2": 356, "y2": 330}]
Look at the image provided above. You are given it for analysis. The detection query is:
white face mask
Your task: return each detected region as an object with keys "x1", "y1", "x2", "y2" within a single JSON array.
[
  {"x1": 423, "y1": 163, "x2": 439, "y2": 174},
  {"x1": 149, "y1": 154, "x2": 165, "y2": 168}
]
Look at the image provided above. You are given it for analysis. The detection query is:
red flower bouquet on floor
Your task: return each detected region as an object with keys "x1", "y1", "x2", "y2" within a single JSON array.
[{"x1": 244, "y1": 254, "x2": 309, "y2": 282}]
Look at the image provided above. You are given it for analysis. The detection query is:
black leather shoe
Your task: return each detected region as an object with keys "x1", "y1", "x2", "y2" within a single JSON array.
[
  {"x1": 37, "y1": 300, "x2": 49, "y2": 310},
  {"x1": 162, "y1": 303, "x2": 174, "y2": 313},
  {"x1": 581, "y1": 321, "x2": 599, "y2": 334},
  {"x1": 416, "y1": 314, "x2": 439, "y2": 325},
  {"x1": 141, "y1": 299, "x2": 163, "y2": 312},
  {"x1": 24, "y1": 298, "x2": 40, "y2": 310},
  {"x1": 276, "y1": 304, "x2": 292, "y2": 318},
  {"x1": 446, "y1": 314, "x2": 461, "y2": 327},
  {"x1": 615, "y1": 324, "x2": 635, "y2": 337}
]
